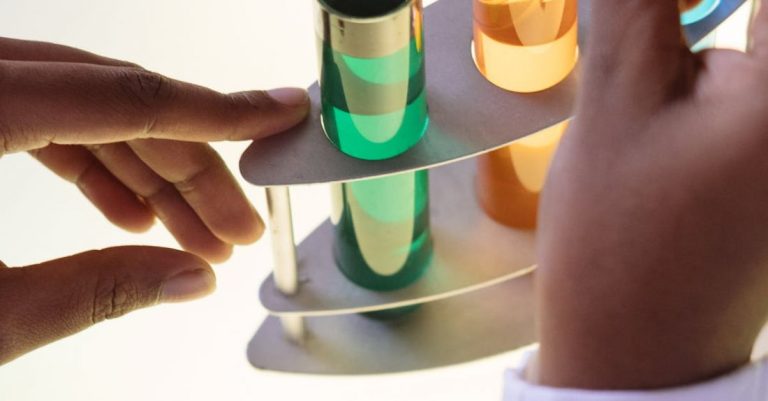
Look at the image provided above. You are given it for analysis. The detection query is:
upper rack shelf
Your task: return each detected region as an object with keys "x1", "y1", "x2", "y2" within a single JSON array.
[{"x1": 240, "y1": 0, "x2": 745, "y2": 187}]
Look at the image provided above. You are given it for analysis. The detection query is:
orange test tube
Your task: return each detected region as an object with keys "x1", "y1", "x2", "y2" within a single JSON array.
[{"x1": 473, "y1": 0, "x2": 578, "y2": 229}]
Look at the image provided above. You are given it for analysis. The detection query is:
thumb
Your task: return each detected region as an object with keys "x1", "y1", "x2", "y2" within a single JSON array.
[{"x1": 0, "y1": 246, "x2": 215, "y2": 365}]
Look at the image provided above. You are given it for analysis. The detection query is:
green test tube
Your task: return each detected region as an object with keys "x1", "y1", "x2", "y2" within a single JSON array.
[
  {"x1": 316, "y1": 0, "x2": 428, "y2": 161},
  {"x1": 317, "y1": 0, "x2": 433, "y2": 318},
  {"x1": 330, "y1": 171, "x2": 433, "y2": 293}
]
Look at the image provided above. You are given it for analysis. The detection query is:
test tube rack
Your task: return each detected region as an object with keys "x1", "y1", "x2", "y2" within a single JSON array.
[{"x1": 239, "y1": 0, "x2": 747, "y2": 375}]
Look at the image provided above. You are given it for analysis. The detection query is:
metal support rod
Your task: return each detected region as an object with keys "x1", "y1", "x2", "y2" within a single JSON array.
[
  {"x1": 279, "y1": 315, "x2": 306, "y2": 343},
  {"x1": 265, "y1": 187, "x2": 305, "y2": 343},
  {"x1": 266, "y1": 186, "x2": 299, "y2": 294}
]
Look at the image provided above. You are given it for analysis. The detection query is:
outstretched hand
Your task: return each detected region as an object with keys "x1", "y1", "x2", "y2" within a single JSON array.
[{"x1": 0, "y1": 37, "x2": 309, "y2": 364}]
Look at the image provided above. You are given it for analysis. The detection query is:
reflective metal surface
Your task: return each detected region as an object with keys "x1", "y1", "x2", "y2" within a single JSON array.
[
  {"x1": 266, "y1": 187, "x2": 300, "y2": 295},
  {"x1": 248, "y1": 273, "x2": 536, "y2": 375},
  {"x1": 316, "y1": 0, "x2": 414, "y2": 59},
  {"x1": 265, "y1": 187, "x2": 307, "y2": 341},
  {"x1": 260, "y1": 159, "x2": 536, "y2": 317},
  {"x1": 240, "y1": 0, "x2": 744, "y2": 187}
]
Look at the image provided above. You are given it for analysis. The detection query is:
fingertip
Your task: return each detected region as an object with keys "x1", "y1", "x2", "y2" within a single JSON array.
[
  {"x1": 247, "y1": 215, "x2": 266, "y2": 244},
  {"x1": 160, "y1": 268, "x2": 217, "y2": 303},
  {"x1": 101, "y1": 205, "x2": 155, "y2": 234},
  {"x1": 215, "y1": 209, "x2": 265, "y2": 246},
  {"x1": 120, "y1": 214, "x2": 156, "y2": 234},
  {"x1": 265, "y1": 87, "x2": 309, "y2": 108},
  {"x1": 228, "y1": 88, "x2": 311, "y2": 140},
  {"x1": 198, "y1": 243, "x2": 234, "y2": 265},
  {"x1": 231, "y1": 220, "x2": 265, "y2": 246}
]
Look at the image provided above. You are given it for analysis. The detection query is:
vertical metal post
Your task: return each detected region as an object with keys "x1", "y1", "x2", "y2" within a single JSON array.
[{"x1": 265, "y1": 186, "x2": 305, "y2": 343}]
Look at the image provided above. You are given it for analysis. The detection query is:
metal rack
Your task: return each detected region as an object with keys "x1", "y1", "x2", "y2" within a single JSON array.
[{"x1": 239, "y1": 0, "x2": 746, "y2": 375}]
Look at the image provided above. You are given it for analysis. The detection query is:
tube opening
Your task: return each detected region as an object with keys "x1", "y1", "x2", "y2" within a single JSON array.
[{"x1": 320, "y1": 0, "x2": 409, "y2": 18}]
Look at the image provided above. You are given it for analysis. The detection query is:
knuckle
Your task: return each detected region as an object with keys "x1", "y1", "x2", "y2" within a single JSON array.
[
  {"x1": 117, "y1": 69, "x2": 175, "y2": 134},
  {"x1": 173, "y1": 162, "x2": 216, "y2": 195},
  {"x1": 237, "y1": 90, "x2": 271, "y2": 110},
  {"x1": 224, "y1": 91, "x2": 272, "y2": 140},
  {"x1": 91, "y1": 272, "x2": 144, "y2": 324},
  {"x1": 0, "y1": 119, "x2": 31, "y2": 157},
  {"x1": 119, "y1": 69, "x2": 175, "y2": 108}
]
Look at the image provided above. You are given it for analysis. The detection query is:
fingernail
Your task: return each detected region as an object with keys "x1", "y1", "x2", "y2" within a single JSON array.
[
  {"x1": 267, "y1": 87, "x2": 309, "y2": 107},
  {"x1": 160, "y1": 269, "x2": 216, "y2": 303}
]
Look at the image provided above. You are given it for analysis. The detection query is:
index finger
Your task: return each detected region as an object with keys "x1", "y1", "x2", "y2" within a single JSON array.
[{"x1": 0, "y1": 60, "x2": 309, "y2": 154}]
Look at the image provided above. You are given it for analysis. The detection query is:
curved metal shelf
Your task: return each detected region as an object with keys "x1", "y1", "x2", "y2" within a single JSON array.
[
  {"x1": 249, "y1": 273, "x2": 536, "y2": 375},
  {"x1": 239, "y1": 0, "x2": 744, "y2": 187},
  {"x1": 259, "y1": 159, "x2": 536, "y2": 317}
]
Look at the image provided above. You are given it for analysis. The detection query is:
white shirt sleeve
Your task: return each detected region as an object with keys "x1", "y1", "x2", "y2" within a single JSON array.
[{"x1": 504, "y1": 350, "x2": 768, "y2": 401}]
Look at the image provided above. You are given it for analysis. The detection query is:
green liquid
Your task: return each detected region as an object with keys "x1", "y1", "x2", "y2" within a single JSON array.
[
  {"x1": 331, "y1": 171, "x2": 433, "y2": 292},
  {"x1": 319, "y1": 37, "x2": 428, "y2": 160},
  {"x1": 321, "y1": 2, "x2": 431, "y2": 318}
]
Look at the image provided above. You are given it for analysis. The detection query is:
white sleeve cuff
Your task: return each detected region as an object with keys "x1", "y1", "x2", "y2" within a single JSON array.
[{"x1": 504, "y1": 350, "x2": 768, "y2": 401}]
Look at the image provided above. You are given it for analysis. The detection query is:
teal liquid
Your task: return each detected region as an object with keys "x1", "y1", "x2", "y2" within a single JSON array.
[
  {"x1": 686, "y1": 7, "x2": 718, "y2": 52},
  {"x1": 319, "y1": 36, "x2": 428, "y2": 160},
  {"x1": 681, "y1": 0, "x2": 720, "y2": 25},
  {"x1": 331, "y1": 171, "x2": 433, "y2": 292}
]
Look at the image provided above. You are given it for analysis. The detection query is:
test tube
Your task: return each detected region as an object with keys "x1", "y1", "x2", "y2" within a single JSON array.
[
  {"x1": 685, "y1": 0, "x2": 720, "y2": 52},
  {"x1": 316, "y1": 0, "x2": 428, "y2": 161},
  {"x1": 330, "y1": 171, "x2": 433, "y2": 293},
  {"x1": 473, "y1": 0, "x2": 578, "y2": 94},
  {"x1": 473, "y1": 0, "x2": 578, "y2": 229},
  {"x1": 316, "y1": 0, "x2": 434, "y2": 317},
  {"x1": 681, "y1": 0, "x2": 721, "y2": 25}
]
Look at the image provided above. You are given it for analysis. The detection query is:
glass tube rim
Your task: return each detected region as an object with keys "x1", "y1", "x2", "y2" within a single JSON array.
[{"x1": 317, "y1": 0, "x2": 415, "y2": 23}]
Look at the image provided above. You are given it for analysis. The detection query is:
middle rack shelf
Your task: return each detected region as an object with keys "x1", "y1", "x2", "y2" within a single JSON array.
[{"x1": 259, "y1": 158, "x2": 536, "y2": 317}]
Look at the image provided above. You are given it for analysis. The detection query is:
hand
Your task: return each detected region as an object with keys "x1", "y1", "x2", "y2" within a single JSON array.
[
  {"x1": 0, "y1": 37, "x2": 309, "y2": 364},
  {"x1": 535, "y1": 0, "x2": 768, "y2": 390}
]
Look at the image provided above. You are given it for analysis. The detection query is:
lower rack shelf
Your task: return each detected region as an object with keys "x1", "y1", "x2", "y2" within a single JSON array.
[
  {"x1": 259, "y1": 158, "x2": 536, "y2": 317},
  {"x1": 248, "y1": 272, "x2": 536, "y2": 375}
]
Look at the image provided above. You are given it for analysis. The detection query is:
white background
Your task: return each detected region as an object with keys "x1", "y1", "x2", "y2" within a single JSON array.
[{"x1": 0, "y1": 1, "x2": 760, "y2": 400}]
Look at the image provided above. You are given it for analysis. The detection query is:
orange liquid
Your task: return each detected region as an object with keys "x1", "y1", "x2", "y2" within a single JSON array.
[
  {"x1": 473, "y1": 0, "x2": 578, "y2": 93},
  {"x1": 477, "y1": 122, "x2": 567, "y2": 229},
  {"x1": 477, "y1": 153, "x2": 540, "y2": 229},
  {"x1": 473, "y1": 0, "x2": 577, "y2": 229}
]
